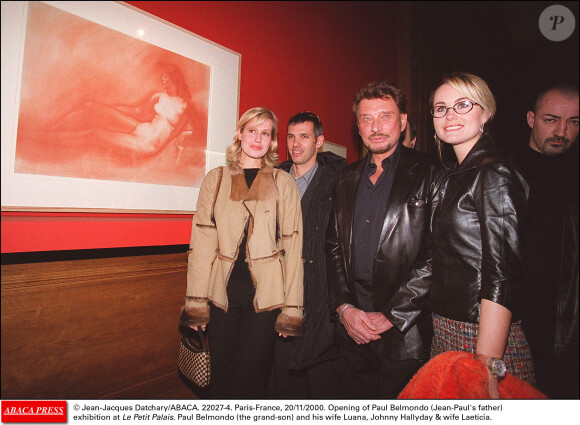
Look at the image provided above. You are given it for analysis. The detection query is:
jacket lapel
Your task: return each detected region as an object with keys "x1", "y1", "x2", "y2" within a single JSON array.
[
  {"x1": 343, "y1": 160, "x2": 366, "y2": 265},
  {"x1": 300, "y1": 166, "x2": 322, "y2": 223},
  {"x1": 376, "y1": 149, "x2": 419, "y2": 251},
  {"x1": 229, "y1": 164, "x2": 278, "y2": 217}
]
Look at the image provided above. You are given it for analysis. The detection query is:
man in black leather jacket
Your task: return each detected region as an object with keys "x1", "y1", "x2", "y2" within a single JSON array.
[
  {"x1": 326, "y1": 81, "x2": 440, "y2": 398},
  {"x1": 515, "y1": 84, "x2": 579, "y2": 398},
  {"x1": 274, "y1": 111, "x2": 346, "y2": 398}
]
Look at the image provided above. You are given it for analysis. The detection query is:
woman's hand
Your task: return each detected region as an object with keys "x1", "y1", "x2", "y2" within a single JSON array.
[
  {"x1": 486, "y1": 372, "x2": 500, "y2": 399},
  {"x1": 476, "y1": 299, "x2": 511, "y2": 399},
  {"x1": 189, "y1": 324, "x2": 206, "y2": 332}
]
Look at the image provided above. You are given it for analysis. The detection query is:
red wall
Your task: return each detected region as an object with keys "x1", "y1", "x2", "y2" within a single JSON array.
[{"x1": 1, "y1": 1, "x2": 401, "y2": 253}]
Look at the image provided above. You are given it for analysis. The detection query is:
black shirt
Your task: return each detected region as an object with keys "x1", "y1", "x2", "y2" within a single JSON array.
[
  {"x1": 352, "y1": 144, "x2": 400, "y2": 283},
  {"x1": 230, "y1": 168, "x2": 260, "y2": 282},
  {"x1": 515, "y1": 145, "x2": 579, "y2": 345}
]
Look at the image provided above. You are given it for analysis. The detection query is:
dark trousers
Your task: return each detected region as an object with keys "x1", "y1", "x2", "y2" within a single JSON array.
[
  {"x1": 274, "y1": 337, "x2": 341, "y2": 399},
  {"x1": 208, "y1": 278, "x2": 278, "y2": 399},
  {"x1": 533, "y1": 350, "x2": 580, "y2": 399},
  {"x1": 339, "y1": 343, "x2": 424, "y2": 399}
]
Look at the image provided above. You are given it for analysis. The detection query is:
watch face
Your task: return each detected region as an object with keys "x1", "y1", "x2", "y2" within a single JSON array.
[{"x1": 491, "y1": 359, "x2": 507, "y2": 378}]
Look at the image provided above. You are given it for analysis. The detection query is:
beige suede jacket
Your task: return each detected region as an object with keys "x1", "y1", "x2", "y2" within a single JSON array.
[{"x1": 181, "y1": 163, "x2": 304, "y2": 336}]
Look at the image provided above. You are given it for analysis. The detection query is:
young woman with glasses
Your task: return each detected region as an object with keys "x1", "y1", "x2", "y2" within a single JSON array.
[{"x1": 422, "y1": 73, "x2": 535, "y2": 397}]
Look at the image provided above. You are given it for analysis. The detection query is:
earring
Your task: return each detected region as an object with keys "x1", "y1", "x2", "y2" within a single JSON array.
[
  {"x1": 433, "y1": 133, "x2": 446, "y2": 167},
  {"x1": 479, "y1": 123, "x2": 485, "y2": 135},
  {"x1": 434, "y1": 133, "x2": 443, "y2": 151}
]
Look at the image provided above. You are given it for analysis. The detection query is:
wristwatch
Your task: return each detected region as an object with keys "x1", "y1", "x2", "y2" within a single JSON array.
[{"x1": 475, "y1": 354, "x2": 507, "y2": 380}]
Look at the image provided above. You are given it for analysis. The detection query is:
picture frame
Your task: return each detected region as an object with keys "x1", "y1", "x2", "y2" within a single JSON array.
[
  {"x1": 1, "y1": 1, "x2": 240, "y2": 213},
  {"x1": 319, "y1": 140, "x2": 347, "y2": 158}
]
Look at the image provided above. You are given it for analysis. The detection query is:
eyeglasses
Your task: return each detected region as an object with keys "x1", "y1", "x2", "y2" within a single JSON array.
[{"x1": 430, "y1": 100, "x2": 480, "y2": 118}]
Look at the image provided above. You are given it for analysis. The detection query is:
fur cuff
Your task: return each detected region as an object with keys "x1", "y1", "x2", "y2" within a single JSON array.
[
  {"x1": 274, "y1": 310, "x2": 303, "y2": 337},
  {"x1": 180, "y1": 305, "x2": 210, "y2": 327}
]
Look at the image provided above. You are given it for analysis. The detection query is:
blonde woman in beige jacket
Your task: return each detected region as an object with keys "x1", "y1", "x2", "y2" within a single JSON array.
[{"x1": 181, "y1": 107, "x2": 304, "y2": 398}]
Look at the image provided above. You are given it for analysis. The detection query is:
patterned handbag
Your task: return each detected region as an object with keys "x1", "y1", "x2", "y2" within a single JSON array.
[{"x1": 178, "y1": 328, "x2": 211, "y2": 388}]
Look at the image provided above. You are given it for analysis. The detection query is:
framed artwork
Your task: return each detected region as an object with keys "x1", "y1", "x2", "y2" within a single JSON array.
[
  {"x1": 1, "y1": 1, "x2": 240, "y2": 213},
  {"x1": 320, "y1": 141, "x2": 347, "y2": 158}
]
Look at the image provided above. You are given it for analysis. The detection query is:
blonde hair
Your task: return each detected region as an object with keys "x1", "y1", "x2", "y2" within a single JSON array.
[
  {"x1": 226, "y1": 107, "x2": 279, "y2": 167},
  {"x1": 431, "y1": 73, "x2": 496, "y2": 168},
  {"x1": 431, "y1": 72, "x2": 496, "y2": 122}
]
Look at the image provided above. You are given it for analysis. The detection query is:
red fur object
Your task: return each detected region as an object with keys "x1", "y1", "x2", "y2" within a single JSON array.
[{"x1": 398, "y1": 351, "x2": 547, "y2": 399}]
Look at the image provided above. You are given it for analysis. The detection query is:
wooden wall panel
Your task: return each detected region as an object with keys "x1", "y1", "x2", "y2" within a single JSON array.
[{"x1": 1, "y1": 253, "x2": 199, "y2": 399}]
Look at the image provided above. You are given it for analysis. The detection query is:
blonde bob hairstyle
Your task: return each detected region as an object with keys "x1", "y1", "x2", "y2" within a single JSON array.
[
  {"x1": 430, "y1": 73, "x2": 497, "y2": 168},
  {"x1": 430, "y1": 72, "x2": 496, "y2": 123},
  {"x1": 226, "y1": 107, "x2": 279, "y2": 167}
]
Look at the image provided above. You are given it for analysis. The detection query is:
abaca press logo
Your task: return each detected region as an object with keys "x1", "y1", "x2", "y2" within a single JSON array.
[{"x1": 1, "y1": 401, "x2": 67, "y2": 423}]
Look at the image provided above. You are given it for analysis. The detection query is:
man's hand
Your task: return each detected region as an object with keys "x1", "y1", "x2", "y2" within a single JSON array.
[
  {"x1": 367, "y1": 312, "x2": 394, "y2": 334},
  {"x1": 341, "y1": 306, "x2": 382, "y2": 344}
]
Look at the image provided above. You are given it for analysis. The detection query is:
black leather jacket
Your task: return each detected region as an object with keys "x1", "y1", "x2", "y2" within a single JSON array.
[
  {"x1": 326, "y1": 146, "x2": 441, "y2": 360},
  {"x1": 280, "y1": 151, "x2": 346, "y2": 370},
  {"x1": 428, "y1": 136, "x2": 529, "y2": 323}
]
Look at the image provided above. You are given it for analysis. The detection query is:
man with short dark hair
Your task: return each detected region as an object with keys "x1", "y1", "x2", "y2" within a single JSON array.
[
  {"x1": 515, "y1": 84, "x2": 579, "y2": 399},
  {"x1": 326, "y1": 81, "x2": 439, "y2": 398},
  {"x1": 274, "y1": 111, "x2": 346, "y2": 398}
]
